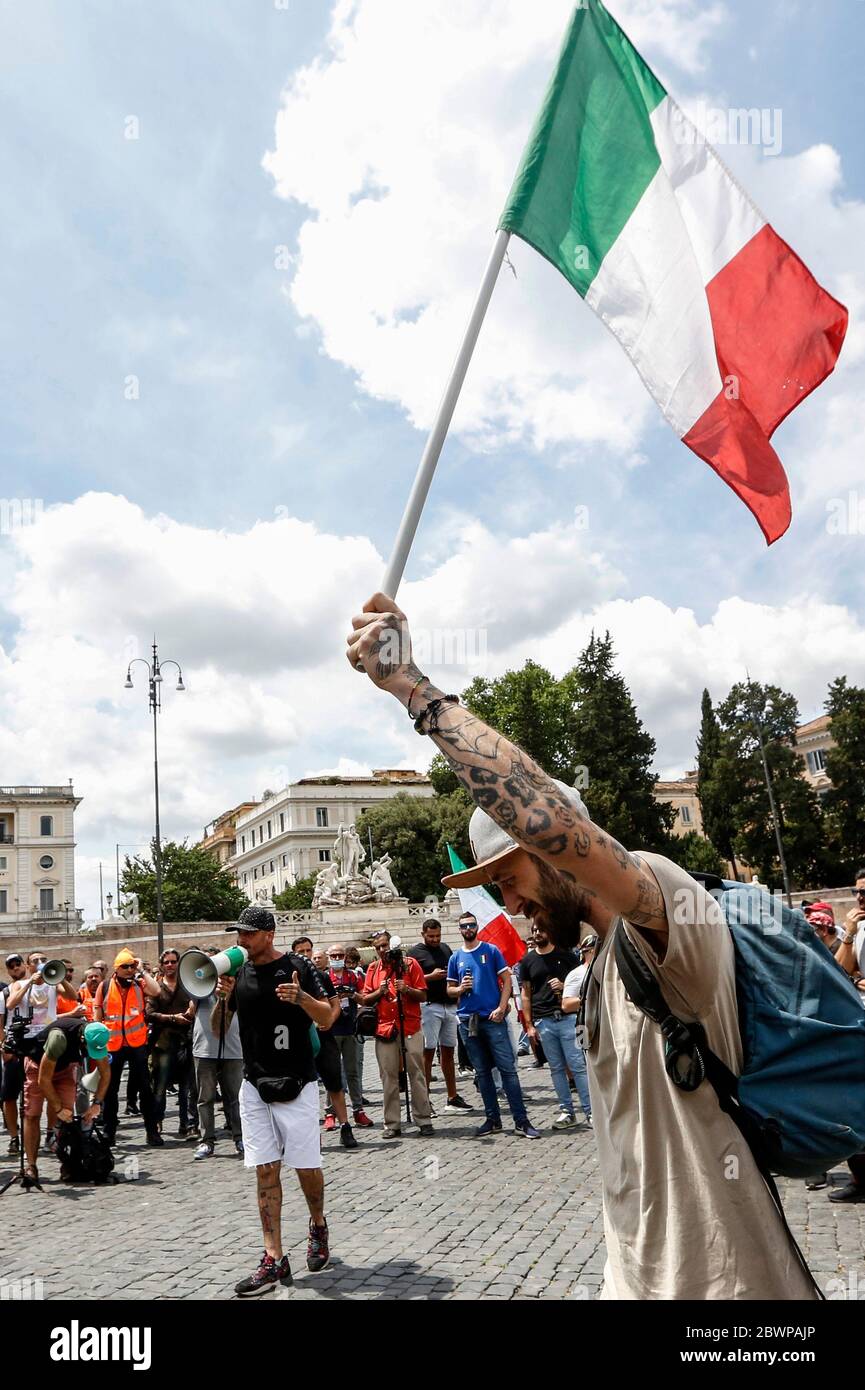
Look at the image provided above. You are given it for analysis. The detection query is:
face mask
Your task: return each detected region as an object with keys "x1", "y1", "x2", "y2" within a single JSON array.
[{"x1": 330, "y1": 960, "x2": 344, "y2": 973}]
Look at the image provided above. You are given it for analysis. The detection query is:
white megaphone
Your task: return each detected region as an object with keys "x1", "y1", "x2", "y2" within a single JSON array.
[
  {"x1": 81, "y1": 1068, "x2": 101, "y2": 1094},
  {"x1": 178, "y1": 945, "x2": 248, "y2": 999},
  {"x1": 40, "y1": 958, "x2": 68, "y2": 986}
]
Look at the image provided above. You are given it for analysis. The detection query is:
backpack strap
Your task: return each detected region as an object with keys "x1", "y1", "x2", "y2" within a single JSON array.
[
  {"x1": 613, "y1": 928, "x2": 707, "y2": 1091},
  {"x1": 614, "y1": 922, "x2": 824, "y2": 1301}
]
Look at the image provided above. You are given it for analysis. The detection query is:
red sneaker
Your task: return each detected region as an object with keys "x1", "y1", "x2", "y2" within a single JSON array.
[
  {"x1": 353, "y1": 1109, "x2": 374, "y2": 1128},
  {"x1": 323, "y1": 1114, "x2": 337, "y2": 1132}
]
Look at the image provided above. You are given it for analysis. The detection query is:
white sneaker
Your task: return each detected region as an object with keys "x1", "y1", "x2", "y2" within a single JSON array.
[{"x1": 553, "y1": 1111, "x2": 576, "y2": 1129}]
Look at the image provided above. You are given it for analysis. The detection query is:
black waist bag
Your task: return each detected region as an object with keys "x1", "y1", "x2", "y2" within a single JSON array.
[{"x1": 248, "y1": 1064, "x2": 305, "y2": 1104}]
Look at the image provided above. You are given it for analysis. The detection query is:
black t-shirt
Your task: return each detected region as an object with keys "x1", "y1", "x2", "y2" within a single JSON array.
[
  {"x1": 407, "y1": 942, "x2": 453, "y2": 1006},
  {"x1": 517, "y1": 947, "x2": 579, "y2": 1019},
  {"x1": 231, "y1": 952, "x2": 328, "y2": 1084}
]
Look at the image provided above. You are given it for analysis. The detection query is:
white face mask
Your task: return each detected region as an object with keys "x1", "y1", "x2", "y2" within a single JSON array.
[{"x1": 329, "y1": 959, "x2": 345, "y2": 972}]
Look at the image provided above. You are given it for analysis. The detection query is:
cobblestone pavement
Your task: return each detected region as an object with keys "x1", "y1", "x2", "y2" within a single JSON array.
[{"x1": 1, "y1": 1051, "x2": 863, "y2": 1301}]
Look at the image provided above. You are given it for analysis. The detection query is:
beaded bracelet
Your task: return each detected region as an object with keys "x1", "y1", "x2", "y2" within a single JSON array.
[{"x1": 413, "y1": 694, "x2": 459, "y2": 734}]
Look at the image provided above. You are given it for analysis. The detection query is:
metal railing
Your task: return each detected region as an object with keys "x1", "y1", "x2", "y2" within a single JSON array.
[{"x1": 0, "y1": 786, "x2": 75, "y2": 797}]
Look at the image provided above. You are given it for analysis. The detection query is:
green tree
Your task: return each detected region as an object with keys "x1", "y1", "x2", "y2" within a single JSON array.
[
  {"x1": 121, "y1": 840, "x2": 249, "y2": 922},
  {"x1": 665, "y1": 830, "x2": 725, "y2": 878},
  {"x1": 273, "y1": 874, "x2": 318, "y2": 911},
  {"x1": 462, "y1": 660, "x2": 578, "y2": 782},
  {"x1": 355, "y1": 796, "x2": 441, "y2": 904},
  {"x1": 823, "y1": 677, "x2": 865, "y2": 876},
  {"x1": 716, "y1": 681, "x2": 827, "y2": 887},
  {"x1": 561, "y1": 633, "x2": 675, "y2": 850},
  {"x1": 696, "y1": 688, "x2": 741, "y2": 877}
]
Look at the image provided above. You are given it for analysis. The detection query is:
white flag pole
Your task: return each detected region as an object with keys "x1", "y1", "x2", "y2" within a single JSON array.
[{"x1": 380, "y1": 227, "x2": 511, "y2": 599}]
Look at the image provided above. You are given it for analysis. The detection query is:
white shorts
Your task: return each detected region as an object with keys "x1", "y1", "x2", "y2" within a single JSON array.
[
  {"x1": 421, "y1": 1002, "x2": 458, "y2": 1050},
  {"x1": 239, "y1": 1078, "x2": 322, "y2": 1171}
]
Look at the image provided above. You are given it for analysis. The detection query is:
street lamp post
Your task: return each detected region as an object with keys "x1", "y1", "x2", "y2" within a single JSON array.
[{"x1": 125, "y1": 638, "x2": 186, "y2": 959}]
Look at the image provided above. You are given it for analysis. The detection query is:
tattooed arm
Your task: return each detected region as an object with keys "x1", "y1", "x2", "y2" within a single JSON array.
[{"x1": 347, "y1": 593, "x2": 668, "y2": 950}]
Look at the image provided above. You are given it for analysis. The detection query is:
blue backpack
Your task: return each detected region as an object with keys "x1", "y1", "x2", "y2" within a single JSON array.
[{"x1": 614, "y1": 874, "x2": 865, "y2": 1180}]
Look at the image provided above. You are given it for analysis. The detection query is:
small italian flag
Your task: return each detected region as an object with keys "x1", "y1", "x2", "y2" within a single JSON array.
[
  {"x1": 499, "y1": 0, "x2": 847, "y2": 545},
  {"x1": 446, "y1": 845, "x2": 527, "y2": 966}
]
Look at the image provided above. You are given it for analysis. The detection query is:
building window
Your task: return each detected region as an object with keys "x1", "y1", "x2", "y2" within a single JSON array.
[
  {"x1": 267, "y1": 820, "x2": 272, "y2": 839},
  {"x1": 279, "y1": 813, "x2": 285, "y2": 832},
  {"x1": 282, "y1": 854, "x2": 287, "y2": 867},
  {"x1": 0, "y1": 856, "x2": 6, "y2": 870},
  {"x1": 680, "y1": 805, "x2": 691, "y2": 825},
  {"x1": 253, "y1": 867, "x2": 258, "y2": 880},
  {"x1": 243, "y1": 873, "x2": 248, "y2": 885},
  {"x1": 806, "y1": 749, "x2": 827, "y2": 774},
  {"x1": 241, "y1": 835, "x2": 246, "y2": 852},
  {"x1": 270, "y1": 860, "x2": 274, "y2": 874},
  {"x1": 0, "y1": 890, "x2": 6, "y2": 912},
  {"x1": 316, "y1": 807, "x2": 329, "y2": 828},
  {"x1": 318, "y1": 849, "x2": 331, "y2": 862},
  {"x1": 40, "y1": 888, "x2": 54, "y2": 911},
  {"x1": 39, "y1": 854, "x2": 54, "y2": 870},
  {"x1": 40, "y1": 815, "x2": 53, "y2": 836}
]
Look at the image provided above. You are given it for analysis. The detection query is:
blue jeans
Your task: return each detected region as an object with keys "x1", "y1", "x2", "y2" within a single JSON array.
[
  {"x1": 536, "y1": 1015, "x2": 592, "y2": 1118},
  {"x1": 459, "y1": 1018, "x2": 528, "y2": 1126}
]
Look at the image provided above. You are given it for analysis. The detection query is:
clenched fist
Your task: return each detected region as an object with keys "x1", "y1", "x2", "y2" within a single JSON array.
[{"x1": 346, "y1": 593, "x2": 415, "y2": 691}]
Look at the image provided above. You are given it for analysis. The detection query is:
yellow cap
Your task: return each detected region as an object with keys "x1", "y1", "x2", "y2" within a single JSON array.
[{"x1": 114, "y1": 949, "x2": 136, "y2": 968}]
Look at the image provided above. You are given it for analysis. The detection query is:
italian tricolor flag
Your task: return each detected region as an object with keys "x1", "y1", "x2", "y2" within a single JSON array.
[
  {"x1": 446, "y1": 845, "x2": 527, "y2": 966},
  {"x1": 499, "y1": 0, "x2": 847, "y2": 544}
]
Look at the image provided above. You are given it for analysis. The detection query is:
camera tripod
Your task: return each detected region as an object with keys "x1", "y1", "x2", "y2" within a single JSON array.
[
  {"x1": 395, "y1": 988, "x2": 413, "y2": 1128},
  {"x1": 0, "y1": 1065, "x2": 41, "y2": 1195}
]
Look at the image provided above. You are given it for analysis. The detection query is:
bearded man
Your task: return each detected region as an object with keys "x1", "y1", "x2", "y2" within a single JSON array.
[{"x1": 347, "y1": 592, "x2": 817, "y2": 1302}]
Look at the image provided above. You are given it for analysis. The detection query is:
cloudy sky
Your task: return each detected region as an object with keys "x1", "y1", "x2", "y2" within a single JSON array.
[{"x1": 1, "y1": 0, "x2": 862, "y2": 922}]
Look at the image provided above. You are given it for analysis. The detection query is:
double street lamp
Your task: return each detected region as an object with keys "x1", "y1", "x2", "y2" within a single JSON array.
[{"x1": 124, "y1": 639, "x2": 185, "y2": 957}]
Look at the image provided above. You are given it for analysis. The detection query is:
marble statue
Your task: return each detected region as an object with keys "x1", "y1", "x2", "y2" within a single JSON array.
[
  {"x1": 334, "y1": 823, "x2": 366, "y2": 881},
  {"x1": 370, "y1": 853, "x2": 399, "y2": 903},
  {"x1": 311, "y1": 826, "x2": 405, "y2": 908},
  {"x1": 120, "y1": 892, "x2": 140, "y2": 924}
]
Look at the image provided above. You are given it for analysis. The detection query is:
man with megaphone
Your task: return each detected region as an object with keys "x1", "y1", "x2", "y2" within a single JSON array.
[{"x1": 212, "y1": 904, "x2": 335, "y2": 1297}]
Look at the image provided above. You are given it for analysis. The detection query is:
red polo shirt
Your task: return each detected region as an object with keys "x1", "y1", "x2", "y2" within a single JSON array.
[{"x1": 364, "y1": 956, "x2": 426, "y2": 1038}]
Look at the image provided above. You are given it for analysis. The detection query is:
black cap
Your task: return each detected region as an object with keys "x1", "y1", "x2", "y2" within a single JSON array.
[
  {"x1": 226, "y1": 905, "x2": 276, "y2": 933},
  {"x1": 5, "y1": 953, "x2": 23, "y2": 966}
]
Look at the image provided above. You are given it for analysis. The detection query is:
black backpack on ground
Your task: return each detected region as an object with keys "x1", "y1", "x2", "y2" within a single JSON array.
[{"x1": 55, "y1": 1118, "x2": 116, "y2": 1185}]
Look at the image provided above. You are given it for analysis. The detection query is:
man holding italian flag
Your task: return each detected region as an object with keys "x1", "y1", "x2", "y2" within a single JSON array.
[{"x1": 347, "y1": 595, "x2": 817, "y2": 1301}]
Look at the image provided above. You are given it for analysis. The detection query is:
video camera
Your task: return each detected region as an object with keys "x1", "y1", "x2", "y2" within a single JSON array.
[
  {"x1": 3, "y1": 1017, "x2": 41, "y2": 1060},
  {"x1": 385, "y1": 934, "x2": 406, "y2": 978}
]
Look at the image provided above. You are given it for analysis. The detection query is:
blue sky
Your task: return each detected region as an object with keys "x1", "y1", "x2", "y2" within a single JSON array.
[{"x1": 0, "y1": 0, "x2": 862, "y2": 919}]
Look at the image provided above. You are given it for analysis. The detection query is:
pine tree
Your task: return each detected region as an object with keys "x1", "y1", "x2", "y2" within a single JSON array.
[
  {"x1": 716, "y1": 681, "x2": 826, "y2": 887},
  {"x1": 561, "y1": 633, "x2": 675, "y2": 850},
  {"x1": 695, "y1": 688, "x2": 740, "y2": 877},
  {"x1": 823, "y1": 677, "x2": 865, "y2": 876}
]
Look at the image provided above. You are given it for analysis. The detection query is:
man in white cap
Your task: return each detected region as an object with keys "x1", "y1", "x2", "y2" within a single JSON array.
[{"x1": 347, "y1": 592, "x2": 817, "y2": 1302}]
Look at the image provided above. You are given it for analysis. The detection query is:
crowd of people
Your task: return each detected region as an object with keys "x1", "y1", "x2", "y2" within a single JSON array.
[{"x1": 1, "y1": 849, "x2": 862, "y2": 1297}]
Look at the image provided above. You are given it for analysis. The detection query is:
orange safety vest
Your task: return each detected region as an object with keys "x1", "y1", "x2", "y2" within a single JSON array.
[
  {"x1": 78, "y1": 984, "x2": 98, "y2": 1022},
  {"x1": 56, "y1": 993, "x2": 78, "y2": 1015},
  {"x1": 101, "y1": 977, "x2": 148, "y2": 1051}
]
